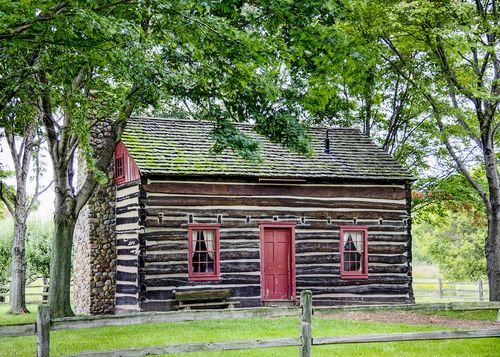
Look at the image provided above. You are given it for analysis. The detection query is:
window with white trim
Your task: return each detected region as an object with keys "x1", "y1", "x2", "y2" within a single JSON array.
[
  {"x1": 188, "y1": 224, "x2": 220, "y2": 280},
  {"x1": 340, "y1": 226, "x2": 368, "y2": 279}
]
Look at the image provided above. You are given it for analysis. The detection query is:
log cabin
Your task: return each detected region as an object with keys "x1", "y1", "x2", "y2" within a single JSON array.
[{"x1": 110, "y1": 116, "x2": 415, "y2": 312}]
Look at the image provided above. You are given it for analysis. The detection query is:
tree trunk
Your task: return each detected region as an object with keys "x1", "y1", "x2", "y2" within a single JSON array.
[
  {"x1": 48, "y1": 207, "x2": 77, "y2": 318},
  {"x1": 486, "y1": 209, "x2": 500, "y2": 301},
  {"x1": 481, "y1": 115, "x2": 500, "y2": 302},
  {"x1": 9, "y1": 215, "x2": 28, "y2": 314}
]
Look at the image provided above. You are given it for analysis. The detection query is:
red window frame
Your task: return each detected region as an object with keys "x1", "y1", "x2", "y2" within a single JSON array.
[
  {"x1": 114, "y1": 154, "x2": 125, "y2": 185},
  {"x1": 188, "y1": 224, "x2": 220, "y2": 281},
  {"x1": 340, "y1": 225, "x2": 368, "y2": 279}
]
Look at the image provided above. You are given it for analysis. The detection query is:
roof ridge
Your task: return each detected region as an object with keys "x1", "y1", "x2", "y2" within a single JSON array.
[{"x1": 129, "y1": 116, "x2": 361, "y2": 131}]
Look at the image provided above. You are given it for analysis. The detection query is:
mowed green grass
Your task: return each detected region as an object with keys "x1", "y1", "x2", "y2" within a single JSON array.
[
  {"x1": 2, "y1": 315, "x2": 500, "y2": 357},
  {"x1": 0, "y1": 304, "x2": 38, "y2": 325}
]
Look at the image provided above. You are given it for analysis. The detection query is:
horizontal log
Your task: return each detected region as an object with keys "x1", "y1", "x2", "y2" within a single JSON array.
[
  {"x1": 368, "y1": 245, "x2": 407, "y2": 255},
  {"x1": 143, "y1": 264, "x2": 188, "y2": 274},
  {"x1": 220, "y1": 262, "x2": 260, "y2": 273},
  {"x1": 325, "y1": 219, "x2": 406, "y2": 227},
  {"x1": 144, "y1": 195, "x2": 407, "y2": 211},
  {"x1": 301, "y1": 285, "x2": 410, "y2": 295},
  {"x1": 140, "y1": 221, "x2": 409, "y2": 236},
  {"x1": 221, "y1": 241, "x2": 260, "y2": 250},
  {"x1": 116, "y1": 204, "x2": 139, "y2": 215},
  {"x1": 368, "y1": 226, "x2": 409, "y2": 233},
  {"x1": 295, "y1": 232, "x2": 338, "y2": 240},
  {"x1": 141, "y1": 231, "x2": 187, "y2": 241},
  {"x1": 117, "y1": 248, "x2": 137, "y2": 256},
  {"x1": 368, "y1": 255, "x2": 407, "y2": 264},
  {"x1": 296, "y1": 266, "x2": 340, "y2": 275},
  {"x1": 369, "y1": 265, "x2": 409, "y2": 274},
  {"x1": 141, "y1": 207, "x2": 408, "y2": 221},
  {"x1": 220, "y1": 250, "x2": 259, "y2": 260},
  {"x1": 115, "y1": 296, "x2": 139, "y2": 306},
  {"x1": 296, "y1": 255, "x2": 339, "y2": 264},
  {"x1": 296, "y1": 242, "x2": 338, "y2": 253},
  {"x1": 70, "y1": 337, "x2": 301, "y2": 357},
  {"x1": 117, "y1": 180, "x2": 140, "y2": 191},
  {"x1": 146, "y1": 242, "x2": 187, "y2": 251},
  {"x1": 117, "y1": 238, "x2": 139, "y2": 247},
  {"x1": 311, "y1": 296, "x2": 412, "y2": 305},
  {"x1": 0, "y1": 323, "x2": 35, "y2": 337},
  {"x1": 141, "y1": 182, "x2": 406, "y2": 200},
  {"x1": 117, "y1": 259, "x2": 138, "y2": 267},
  {"x1": 295, "y1": 276, "x2": 410, "y2": 287},
  {"x1": 117, "y1": 192, "x2": 139, "y2": 202},
  {"x1": 144, "y1": 275, "x2": 261, "y2": 287},
  {"x1": 313, "y1": 328, "x2": 500, "y2": 346},
  {"x1": 50, "y1": 306, "x2": 299, "y2": 331},
  {"x1": 368, "y1": 234, "x2": 408, "y2": 242},
  {"x1": 117, "y1": 217, "x2": 139, "y2": 225},
  {"x1": 144, "y1": 253, "x2": 187, "y2": 263},
  {"x1": 116, "y1": 284, "x2": 139, "y2": 294},
  {"x1": 143, "y1": 230, "x2": 261, "y2": 241},
  {"x1": 116, "y1": 271, "x2": 138, "y2": 282}
]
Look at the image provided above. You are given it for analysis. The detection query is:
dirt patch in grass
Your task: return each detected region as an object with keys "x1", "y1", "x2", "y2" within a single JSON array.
[{"x1": 320, "y1": 311, "x2": 500, "y2": 329}]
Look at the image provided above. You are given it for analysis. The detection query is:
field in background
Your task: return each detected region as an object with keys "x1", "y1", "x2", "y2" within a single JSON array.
[{"x1": 413, "y1": 264, "x2": 440, "y2": 279}]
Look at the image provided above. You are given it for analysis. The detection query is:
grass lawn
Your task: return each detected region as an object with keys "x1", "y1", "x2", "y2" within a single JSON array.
[
  {"x1": 0, "y1": 304, "x2": 38, "y2": 325},
  {"x1": 2, "y1": 315, "x2": 500, "y2": 357}
]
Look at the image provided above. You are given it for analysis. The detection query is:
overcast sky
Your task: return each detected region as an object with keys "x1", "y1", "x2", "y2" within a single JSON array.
[{"x1": 0, "y1": 137, "x2": 55, "y2": 220}]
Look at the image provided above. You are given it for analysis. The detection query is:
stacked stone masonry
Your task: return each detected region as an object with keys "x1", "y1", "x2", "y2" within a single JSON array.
[{"x1": 74, "y1": 121, "x2": 117, "y2": 315}]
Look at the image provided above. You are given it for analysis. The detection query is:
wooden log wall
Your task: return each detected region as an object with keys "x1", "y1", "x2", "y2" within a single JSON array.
[
  {"x1": 115, "y1": 181, "x2": 141, "y2": 312},
  {"x1": 129, "y1": 178, "x2": 414, "y2": 311}
]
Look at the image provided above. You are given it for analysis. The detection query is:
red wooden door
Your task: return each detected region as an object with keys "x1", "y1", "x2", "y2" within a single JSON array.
[{"x1": 262, "y1": 228, "x2": 291, "y2": 300}]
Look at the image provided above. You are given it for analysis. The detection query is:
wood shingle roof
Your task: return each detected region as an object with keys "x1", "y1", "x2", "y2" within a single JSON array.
[{"x1": 121, "y1": 117, "x2": 414, "y2": 181}]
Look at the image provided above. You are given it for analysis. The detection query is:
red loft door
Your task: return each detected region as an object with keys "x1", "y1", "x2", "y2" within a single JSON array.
[{"x1": 262, "y1": 228, "x2": 292, "y2": 300}]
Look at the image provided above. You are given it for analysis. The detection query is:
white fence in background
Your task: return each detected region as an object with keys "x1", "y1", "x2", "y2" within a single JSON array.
[{"x1": 413, "y1": 279, "x2": 490, "y2": 301}]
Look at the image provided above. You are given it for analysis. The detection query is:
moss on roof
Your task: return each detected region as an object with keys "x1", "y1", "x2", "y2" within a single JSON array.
[{"x1": 120, "y1": 117, "x2": 414, "y2": 181}]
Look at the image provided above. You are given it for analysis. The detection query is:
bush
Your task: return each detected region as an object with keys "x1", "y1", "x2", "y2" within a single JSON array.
[
  {"x1": 0, "y1": 219, "x2": 13, "y2": 301},
  {"x1": 0, "y1": 218, "x2": 52, "y2": 283},
  {"x1": 25, "y1": 219, "x2": 53, "y2": 280},
  {"x1": 413, "y1": 210, "x2": 487, "y2": 281}
]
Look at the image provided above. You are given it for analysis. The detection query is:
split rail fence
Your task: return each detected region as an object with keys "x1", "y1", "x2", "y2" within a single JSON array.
[
  {"x1": 0, "y1": 277, "x2": 50, "y2": 305},
  {"x1": 1, "y1": 291, "x2": 500, "y2": 357},
  {"x1": 413, "y1": 279, "x2": 490, "y2": 301}
]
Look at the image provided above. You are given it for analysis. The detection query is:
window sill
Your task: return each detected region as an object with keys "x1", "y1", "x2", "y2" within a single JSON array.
[
  {"x1": 341, "y1": 274, "x2": 368, "y2": 280},
  {"x1": 188, "y1": 276, "x2": 220, "y2": 282}
]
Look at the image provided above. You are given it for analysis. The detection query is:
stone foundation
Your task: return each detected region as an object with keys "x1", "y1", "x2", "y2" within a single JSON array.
[{"x1": 73, "y1": 121, "x2": 117, "y2": 315}]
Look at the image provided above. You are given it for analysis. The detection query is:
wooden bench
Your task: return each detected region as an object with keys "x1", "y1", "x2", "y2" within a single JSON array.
[{"x1": 175, "y1": 289, "x2": 240, "y2": 310}]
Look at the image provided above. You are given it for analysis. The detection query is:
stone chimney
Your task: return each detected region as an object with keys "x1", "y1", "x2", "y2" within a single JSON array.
[{"x1": 73, "y1": 121, "x2": 117, "y2": 315}]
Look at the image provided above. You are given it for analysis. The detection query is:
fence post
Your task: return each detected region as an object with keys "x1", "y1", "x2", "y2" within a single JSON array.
[
  {"x1": 498, "y1": 308, "x2": 500, "y2": 322},
  {"x1": 42, "y1": 278, "x2": 49, "y2": 304},
  {"x1": 478, "y1": 279, "x2": 484, "y2": 302},
  {"x1": 438, "y1": 278, "x2": 443, "y2": 299},
  {"x1": 300, "y1": 290, "x2": 312, "y2": 357},
  {"x1": 36, "y1": 305, "x2": 50, "y2": 357}
]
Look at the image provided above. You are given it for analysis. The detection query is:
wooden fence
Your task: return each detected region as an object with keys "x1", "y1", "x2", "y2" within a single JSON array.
[
  {"x1": 0, "y1": 277, "x2": 49, "y2": 305},
  {"x1": 414, "y1": 279, "x2": 490, "y2": 301},
  {"x1": 1, "y1": 291, "x2": 500, "y2": 357}
]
